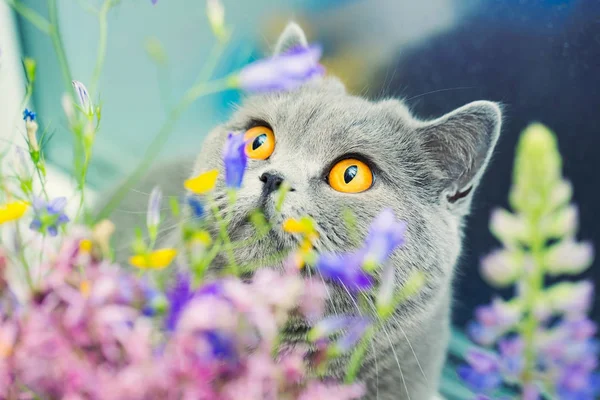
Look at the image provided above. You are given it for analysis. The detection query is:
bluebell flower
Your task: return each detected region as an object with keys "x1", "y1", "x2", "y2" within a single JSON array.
[
  {"x1": 223, "y1": 132, "x2": 247, "y2": 189},
  {"x1": 186, "y1": 195, "x2": 205, "y2": 218},
  {"x1": 362, "y1": 209, "x2": 406, "y2": 269},
  {"x1": 316, "y1": 251, "x2": 373, "y2": 292},
  {"x1": 458, "y1": 349, "x2": 502, "y2": 392},
  {"x1": 165, "y1": 274, "x2": 223, "y2": 331},
  {"x1": 29, "y1": 196, "x2": 69, "y2": 236},
  {"x1": 237, "y1": 45, "x2": 325, "y2": 93},
  {"x1": 22, "y1": 108, "x2": 36, "y2": 122},
  {"x1": 165, "y1": 272, "x2": 193, "y2": 331},
  {"x1": 315, "y1": 208, "x2": 406, "y2": 291},
  {"x1": 204, "y1": 331, "x2": 238, "y2": 366}
]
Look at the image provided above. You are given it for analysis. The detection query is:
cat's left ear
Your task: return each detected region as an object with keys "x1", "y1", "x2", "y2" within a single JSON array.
[
  {"x1": 274, "y1": 22, "x2": 308, "y2": 55},
  {"x1": 417, "y1": 101, "x2": 502, "y2": 215}
]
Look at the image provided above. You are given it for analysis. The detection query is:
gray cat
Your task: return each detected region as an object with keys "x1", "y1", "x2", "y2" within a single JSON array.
[{"x1": 109, "y1": 23, "x2": 502, "y2": 400}]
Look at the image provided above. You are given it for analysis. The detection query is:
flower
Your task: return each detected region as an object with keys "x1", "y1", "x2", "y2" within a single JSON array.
[
  {"x1": 235, "y1": 45, "x2": 325, "y2": 93},
  {"x1": 129, "y1": 248, "x2": 177, "y2": 269},
  {"x1": 184, "y1": 169, "x2": 219, "y2": 194},
  {"x1": 458, "y1": 349, "x2": 502, "y2": 392},
  {"x1": 147, "y1": 186, "x2": 162, "y2": 241},
  {"x1": 546, "y1": 280, "x2": 594, "y2": 315},
  {"x1": 544, "y1": 239, "x2": 594, "y2": 276},
  {"x1": 223, "y1": 133, "x2": 247, "y2": 189},
  {"x1": 362, "y1": 208, "x2": 406, "y2": 270},
  {"x1": 0, "y1": 201, "x2": 28, "y2": 225},
  {"x1": 29, "y1": 196, "x2": 69, "y2": 236},
  {"x1": 186, "y1": 195, "x2": 205, "y2": 218},
  {"x1": 480, "y1": 249, "x2": 522, "y2": 287},
  {"x1": 22, "y1": 108, "x2": 36, "y2": 122},
  {"x1": 316, "y1": 252, "x2": 372, "y2": 292},
  {"x1": 329, "y1": 318, "x2": 371, "y2": 356},
  {"x1": 490, "y1": 208, "x2": 527, "y2": 246},
  {"x1": 72, "y1": 80, "x2": 93, "y2": 115},
  {"x1": 283, "y1": 217, "x2": 319, "y2": 268},
  {"x1": 165, "y1": 272, "x2": 194, "y2": 331},
  {"x1": 25, "y1": 116, "x2": 39, "y2": 152}
]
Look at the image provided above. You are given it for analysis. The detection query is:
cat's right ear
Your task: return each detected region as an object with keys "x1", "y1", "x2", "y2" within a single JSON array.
[
  {"x1": 274, "y1": 22, "x2": 309, "y2": 55},
  {"x1": 416, "y1": 101, "x2": 502, "y2": 215}
]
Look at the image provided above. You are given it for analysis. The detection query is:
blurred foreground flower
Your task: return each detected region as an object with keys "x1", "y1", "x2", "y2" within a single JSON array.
[
  {"x1": 234, "y1": 45, "x2": 325, "y2": 93},
  {"x1": 184, "y1": 169, "x2": 219, "y2": 194},
  {"x1": 129, "y1": 248, "x2": 177, "y2": 269},
  {"x1": 0, "y1": 201, "x2": 28, "y2": 225},
  {"x1": 29, "y1": 196, "x2": 69, "y2": 236},
  {"x1": 223, "y1": 132, "x2": 247, "y2": 189}
]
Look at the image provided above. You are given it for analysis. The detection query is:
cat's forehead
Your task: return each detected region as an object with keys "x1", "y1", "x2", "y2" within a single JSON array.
[{"x1": 227, "y1": 80, "x2": 416, "y2": 166}]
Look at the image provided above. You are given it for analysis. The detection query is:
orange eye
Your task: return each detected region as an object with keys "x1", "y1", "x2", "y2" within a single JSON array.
[
  {"x1": 244, "y1": 126, "x2": 275, "y2": 160},
  {"x1": 328, "y1": 159, "x2": 373, "y2": 193}
]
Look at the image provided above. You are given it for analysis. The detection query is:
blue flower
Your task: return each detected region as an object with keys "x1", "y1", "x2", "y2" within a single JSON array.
[
  {"x1": 363, "y1": 209, "x2": 406, "y2": 268},
  {"x1": 237, "y1": 45, "x2": 325, "y2": 93},
  {"x1": 165, "y1": 274, "x2": 223, "y2": 331},
  {"x1": 315, "y1": 209, "x2": 406, "y2": 291},
  {"x1": 22, "y1": 108, "x2": 36, "y2": 122},
  {"x1": 186, "y1": 195, "x2": 205, "y2": 218},
  {"x1": 315, "y1": 251, "x2": 373, "y2": 292},
  {"x1": 204, "y1": 331, "x2": 238, "y2": 365},
  {"x1": 458, "y1": 349, "x2": 502, "y2": 392},
  {"x1": 29, "y1": 196, "x2": 69, "y2": 236},
  {"x1": 308, "y1": 316, "x2": 371, "y2": 355},
  {"x1": 165, "y1": 272, "x2": 193, "y2": 331},
  {"x1": 223, "y1": 132, "x2": 247, "y2": 189}
]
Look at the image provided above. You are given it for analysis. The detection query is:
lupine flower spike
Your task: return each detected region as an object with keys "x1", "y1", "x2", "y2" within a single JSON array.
[{"x1": 460, "y1": 123, "x2": 598, "y2": 398}]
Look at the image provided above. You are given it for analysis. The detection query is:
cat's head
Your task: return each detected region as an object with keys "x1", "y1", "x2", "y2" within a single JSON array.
[{"x1": 193, "y1": 23, "x2": 501, "y2": 320}]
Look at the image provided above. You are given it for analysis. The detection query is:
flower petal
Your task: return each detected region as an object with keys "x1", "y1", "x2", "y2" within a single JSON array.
[
  {"x1": 0, "y1": 201, "x2": 29, "y2": 225},
  {"x1": 184, "y1": 169, "x2": 219, "y2": 194}
]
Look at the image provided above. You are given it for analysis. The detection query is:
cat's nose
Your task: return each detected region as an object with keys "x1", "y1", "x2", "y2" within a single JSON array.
[{"x1": 259, "y1": 172, "x2": 285, "y2": 196}]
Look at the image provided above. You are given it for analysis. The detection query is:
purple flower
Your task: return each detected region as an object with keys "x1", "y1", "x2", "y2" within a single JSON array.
[
  {"x1": 204, "y1": 330, "x2": 238, "y2": 366},
  {"x1": 165, "y1": 273, "x2": 194, "y2": 331},
  {"x1": 29, "y1": 196, "x2": 69, "y2": 236},
  {"x1": 237, "y1": 45, "x2": 325, "y2": 93},
  {"x1": 498, "y1": 337, "x2": 524, "y2": 377},
  {"x1": 557, "y1": 364, "x2": 600, "y2": 399},
  {"x1": 362, "y1": 209, "x2": 406, "y2": 269},
  {"x1": 331, "y1": 318, "x2": 370, "y2": 355},
  {"x1": 315, "y1": 252, "x2": 372, "y2": 292},
  {"x1": 458, "y1": 349, "x2": 502, "y2": 392},
  {"x1": 223, "y1": 132, "x2": 247, "y2": 189},
  {"x1": 22, "y1": 108, "x2": 36, "y2": 122}
]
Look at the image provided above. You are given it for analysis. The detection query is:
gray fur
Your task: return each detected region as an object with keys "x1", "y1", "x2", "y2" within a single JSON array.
[{"x1": 108, "y1": 23, "x2": 502, "y2": 400}]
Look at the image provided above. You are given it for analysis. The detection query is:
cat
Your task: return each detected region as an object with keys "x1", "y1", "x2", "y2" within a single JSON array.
[{"x1": 108, "y1": 23, "x2": 502, "y2": 400}]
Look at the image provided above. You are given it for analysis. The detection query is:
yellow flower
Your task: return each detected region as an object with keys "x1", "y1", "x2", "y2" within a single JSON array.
[
  {"x1": 0, "y1": 201, "x2": 28, "y2": 225},
  {"x1": 79, "y1": 239, "x2": 93, "y2": 253},
  {"x1": 283, "y1": 217, "x2": 318, "y2": 236},
  {"x1": 129, "y1": 248, "x2": 178, "y2": 270},
  {"x1": 184, "y1": 169, "x2": 219, "y2": 194},
  {"x1": 193, "y1": 231, "x2": 212, "y2": 246}
]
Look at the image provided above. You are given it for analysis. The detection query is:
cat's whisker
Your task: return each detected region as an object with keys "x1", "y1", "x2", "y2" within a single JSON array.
[
  {"x1": 316, "y1": 269, "x2": 339, "y2": 316},
  {"x1": 379, "y1": 318, "x2": 411, "y2": 400},
  {"x1": 399, "y1": 324, "x2": 428, "y2": 383}
]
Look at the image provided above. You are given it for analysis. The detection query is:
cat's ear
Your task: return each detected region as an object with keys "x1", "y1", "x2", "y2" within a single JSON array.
[
  {"x1": 274, "y1": 22, "x2": 308, "y2": 55},
  {"x1": 417, "y1": 101, "x2": 502, "y2": 215}
]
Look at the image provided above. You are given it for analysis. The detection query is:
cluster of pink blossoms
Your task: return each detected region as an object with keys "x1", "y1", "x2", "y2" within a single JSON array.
[{"x1": 0, "y1": 234, "x2": 364, "y2": 399}]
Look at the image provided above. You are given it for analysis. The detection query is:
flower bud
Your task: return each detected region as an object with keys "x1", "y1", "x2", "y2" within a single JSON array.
[
  {"x1": 147, "y1": 187, "x2": 162, "y2": 242},
  {"x1": 72, "y1": 80, "x2": 94, "y2": 116},
  {"x1": 490, "y1": 208, "x2": 527, "y2": 246},
  {"x1": 207, "y1": 0, "x2": 226, "y2": 41}
]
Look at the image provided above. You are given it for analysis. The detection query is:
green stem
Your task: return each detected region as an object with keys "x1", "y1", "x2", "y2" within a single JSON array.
[
  {"x1": 6, "y1": 0, "x2": 51, "y2": 33},
  {"x1": 47, "y1": 0, "x2": 74, "y2": 97},
  {"x1": 94, "y1": 77, "x2": 233, "y2": 222},
  {"x1": 520, "y1": 225, "x2": 545, "y2": 386},
  {"x1": 89, "y1": 0, "x2": 112, "y2": 97},
  {"x1": 208, "y1": 196, "x2": 238, "y2": 274},
  {"x1": 345, "y1": 326, "x2": 375, "y2": 383}
]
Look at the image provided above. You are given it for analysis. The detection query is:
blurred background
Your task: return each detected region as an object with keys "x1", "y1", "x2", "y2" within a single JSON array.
[{"x1": 1, "y1": 0, "x2": 598, "y2": 397}]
